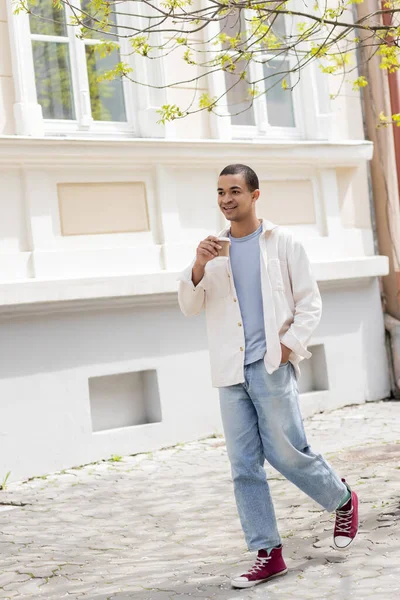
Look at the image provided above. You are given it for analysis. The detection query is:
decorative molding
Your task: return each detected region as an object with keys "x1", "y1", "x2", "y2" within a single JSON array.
[
  {"x1": 0, "y1": 292, "x2": 177, "y2": 319},
  {"x1": 0, "y1": 256, "x2": 388, "y2": 316},
  {"x1": 314, "y1": 255, "x2": 388, "y2": 283},
  {"x1": 0, "y1": 137, "x2": 373, "y2": 167}
]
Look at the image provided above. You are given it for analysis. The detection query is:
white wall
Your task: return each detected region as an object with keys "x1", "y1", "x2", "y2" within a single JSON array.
[
  {"x1": 0, "y1": 302, "x2": 220, "y2": 482},
  {"x1": 304, "y1": 278, "x2": 389, "y2": 414},
  {"x1": 0, "y1": 275, "x2": 389, "y2": 483}
]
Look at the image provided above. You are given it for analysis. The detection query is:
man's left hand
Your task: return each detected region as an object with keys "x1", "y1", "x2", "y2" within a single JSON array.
[{"x1": 280, "y1": 343, "x2": 291, "y2": 364}]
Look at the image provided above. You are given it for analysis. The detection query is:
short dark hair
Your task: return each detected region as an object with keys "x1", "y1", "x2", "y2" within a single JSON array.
[{"x1": 219, "y1": 164, "x2": 259, "y2": 192}]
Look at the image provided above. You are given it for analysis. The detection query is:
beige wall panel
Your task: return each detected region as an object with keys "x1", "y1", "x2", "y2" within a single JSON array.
[
  {"x1": 167, "y1": 87, "x2": 212, "y2": 139},
  {"x1": 58, "y1": 182, "x2": 150, "y2": 236},
  {"x1": 258, "y1": 180, "x2": 316, "y2": 225},
  {"x1": 0, "y1": 22, "x2": 11, "y2": 76},
  {"x1": 0, "y1": 77, "x2": 15, "y2": 135},
  {"x1": 0, "y1": 0, "x2": 7, "y2": 21},
  {"x1": 337, "y1": 165, "x2": 372, "y2": 229}
]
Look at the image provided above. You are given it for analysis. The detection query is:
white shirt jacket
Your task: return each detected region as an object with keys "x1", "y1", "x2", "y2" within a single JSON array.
[{"x1": 178, "y1": 220, "x2": 322, "y2": 388}]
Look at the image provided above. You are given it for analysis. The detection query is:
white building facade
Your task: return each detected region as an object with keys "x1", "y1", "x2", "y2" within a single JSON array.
[{"x1": 0, "y1": 1, "x2": 390, "y2": 483}]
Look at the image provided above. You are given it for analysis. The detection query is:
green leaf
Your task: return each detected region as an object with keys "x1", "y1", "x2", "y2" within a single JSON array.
[
  {"x1": 0, "y1": 471, "x2": 11, "y2": 491},
  {"x1": 156, "y1": 104, "x2": 184, "y2": 124},
  {"x1": 199, "y1": 92, "x2": 217, "y2": 111},
  {"x1": 97, "y1": 61, "x2": 133, "y2": 82},
  {"x1": 247, "y1": 86, "x2": 260, "y2": 99},
  {"x1": 183, "y1": 49, "x2": 195, "y2": 64},
  {"x1": 130, "y1": 36, "x2": 151, "y2": 57},
  {"x1": 161, "y1": 0, "x2": 193, "y2": 8},
  {"x1": 319, "y1": 64, "x2": 338, "y2": 74},
  {"x1": 13, "y1": 0, "x2": 28, "y2": 14},
  {"x1": 109, "y1": 455, "x2": 123, "y2": 462},
  {"x1": 378, "y1": 45, "x2": 400, "y2": 73},
  {"x1": 352, "y1": 76, "x2": 368, "y2": 91},
  {"x1": 95, "y1": 41, "x2": 120, "y2": 58}
]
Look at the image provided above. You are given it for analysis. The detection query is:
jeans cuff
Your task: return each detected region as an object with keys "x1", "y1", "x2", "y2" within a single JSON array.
[
  {"x1": 248, "y1": 540, "x2": 282, "y2": 552},
  {"x1": 326, "y1": 484, "x2": 349, "y2": 512}
]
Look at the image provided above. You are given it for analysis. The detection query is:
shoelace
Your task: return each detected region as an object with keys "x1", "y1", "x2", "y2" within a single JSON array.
[
  {"x1": 248, "y1": 555, "x2": 271, "y2": 575},
  {"x1": 335, "y1": 505, "x2": 354, "y2": 534}
]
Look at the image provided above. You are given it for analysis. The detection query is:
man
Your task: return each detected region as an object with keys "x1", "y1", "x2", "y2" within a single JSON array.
[{"x1": 178, "y1": 164, "x2": 358, "y2": 589}]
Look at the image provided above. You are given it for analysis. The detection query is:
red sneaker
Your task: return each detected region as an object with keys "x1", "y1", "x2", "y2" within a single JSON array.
[
  {"x1": 231, "y1": 546, "x2": 287, "y2": 589},
  {"x1": 334, "y1": 479, "x2": 359, "y2": 549}
]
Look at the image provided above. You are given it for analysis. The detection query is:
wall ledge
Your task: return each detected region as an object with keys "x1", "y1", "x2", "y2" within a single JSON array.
[
  {"x1": 0, "y1": 136, "x2": 373, "y2": 167},
  {"x1": 0, "y1": 255, "x2": 388, "y2": 317}
]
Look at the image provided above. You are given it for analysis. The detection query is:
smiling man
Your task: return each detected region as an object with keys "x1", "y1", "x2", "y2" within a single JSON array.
[{"x1": 178, "y1": 164, "x2": 358, "y2": 589}]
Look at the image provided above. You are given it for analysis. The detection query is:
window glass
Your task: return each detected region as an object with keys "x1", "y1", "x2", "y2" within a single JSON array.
[
  {"x1": 263, "y1": 58, "x2": 295, "y2": 128},
  {"x1": 219, "y1": 10, "x2": 246, "y2": 50},
  {"x1": 29, "y1": 0, "x2": 67, "y2": 37},
  {"x1": 28, "y1": 0, "x2": 128, "y2": 124},
  {"x1": 224, "y1": 67, "x2": 255, "y2": 127},
  {"x1": 82, "y1": 0, "x2": 127, "y2": 122},
  {"x1": 81, "y1": 0, "x2": 119, "y2": 40},
  {"x1": 32, "y1": 41, "x2": 75, "y2": 120},
  {"x1": 220, "y1": 12, "x2": 254, "y2": 126},
  {"x1": 269, "y1": 13, "x2": 287, "y2": 39},
  {"x1": 219, "y1": 9, "x2": 297, "y2": 131},
  {"x1": 85, "y1": 46, "x2": 127, "y2": 121}
]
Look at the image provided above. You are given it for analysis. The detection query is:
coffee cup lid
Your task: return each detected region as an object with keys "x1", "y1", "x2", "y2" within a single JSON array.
[{"x1": 218, "y1": 236, "x2": 230, "y2": 242}]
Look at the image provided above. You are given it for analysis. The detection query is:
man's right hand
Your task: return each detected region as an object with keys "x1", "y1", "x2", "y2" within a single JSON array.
[
  {"x1": 195, "y1": 236, "x2": 222, "y2": 267},
  {"x1": 192, "y1": 236, "x2": 222, "y2": 287}
]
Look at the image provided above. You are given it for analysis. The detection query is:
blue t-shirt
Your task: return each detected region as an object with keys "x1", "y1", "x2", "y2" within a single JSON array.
[{"x1": 229, "y1": 224, "x2": 266, "y2": 365}]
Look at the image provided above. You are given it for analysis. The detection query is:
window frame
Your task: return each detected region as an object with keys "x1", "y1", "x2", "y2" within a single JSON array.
[
  {"x1": 209, "y1": 4, "x2": 308, "y2": 141},
  {"x1": 254, "y1": 42, "x2": 305, "y2": 140},
  {"x1": 7, "y1": 0, "x2": 171, "y2": 138},
  {"x1": 28, "y1": 1, "x2": 137, "y2": 136}
]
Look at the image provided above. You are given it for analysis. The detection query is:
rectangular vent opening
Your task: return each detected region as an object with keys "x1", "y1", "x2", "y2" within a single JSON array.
[
  {"x1": 298, "y1": 344, "x2": 329, "y2": 394},
  {"x1": 89, "y1": 370, "x2": 161, "y2": 432}
]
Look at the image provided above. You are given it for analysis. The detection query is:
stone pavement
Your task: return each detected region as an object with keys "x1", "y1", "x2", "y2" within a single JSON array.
[{"x1": 1, "y1": 400, "x2": 400, "y2": 600}]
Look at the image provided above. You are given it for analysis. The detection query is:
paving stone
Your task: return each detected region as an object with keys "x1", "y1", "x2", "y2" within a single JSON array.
[
  {"x1": 0, "y1": 401, "x2": 399, "y2": 599},
  {"x1": 0, "y1": 572, "x2": 31, "y2": 587}
]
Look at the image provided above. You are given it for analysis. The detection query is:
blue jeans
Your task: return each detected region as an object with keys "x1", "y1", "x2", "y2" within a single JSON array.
[{"x1": 219, "y1": 359, "x2": 347, "y2": 551}]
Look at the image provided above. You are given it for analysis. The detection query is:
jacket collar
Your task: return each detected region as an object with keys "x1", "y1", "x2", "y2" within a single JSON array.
[{"x1": 218, "y1": 218, "x2": 278, "y2": 238}]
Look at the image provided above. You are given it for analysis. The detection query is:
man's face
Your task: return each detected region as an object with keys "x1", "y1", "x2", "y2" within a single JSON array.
[{"x1": 217, "y1": 173, "x2": 258, "y2": 222}]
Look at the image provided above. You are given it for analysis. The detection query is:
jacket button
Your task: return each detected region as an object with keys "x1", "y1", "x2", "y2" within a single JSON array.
[
  {"x1": 234, "y1": 298, "x2": 237, "y2": 302},
  {"x1": 240, "y1": 347, "x2": 244, "y2": 352},
  {"x1": 238, "y1": 322, "x2": 242, "y2": 327}
]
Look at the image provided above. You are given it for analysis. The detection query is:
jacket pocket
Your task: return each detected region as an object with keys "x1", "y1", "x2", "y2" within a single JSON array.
[
  {"x1": 206, "y1": 258, "x2": 231, "y2": 299},
  {"x1": 268, "y1": 258, "x2": 284, "y2": 291}
]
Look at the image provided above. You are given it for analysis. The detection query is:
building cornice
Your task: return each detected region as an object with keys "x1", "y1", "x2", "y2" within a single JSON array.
[
  {"x1": 0, "y1": 256, "x2": 388, "y2": 317},
  {"x1": 0, "y1": 136, "x2": 373, "y2": 167}
]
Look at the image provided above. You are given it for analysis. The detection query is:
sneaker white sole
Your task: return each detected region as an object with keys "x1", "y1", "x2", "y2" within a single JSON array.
[
  {"x1": 231, "y1": 568, "x2": 288, "y2": 589},
  {"x1": 333, "y1": 527, "x2": 358, "y2": 550}
]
